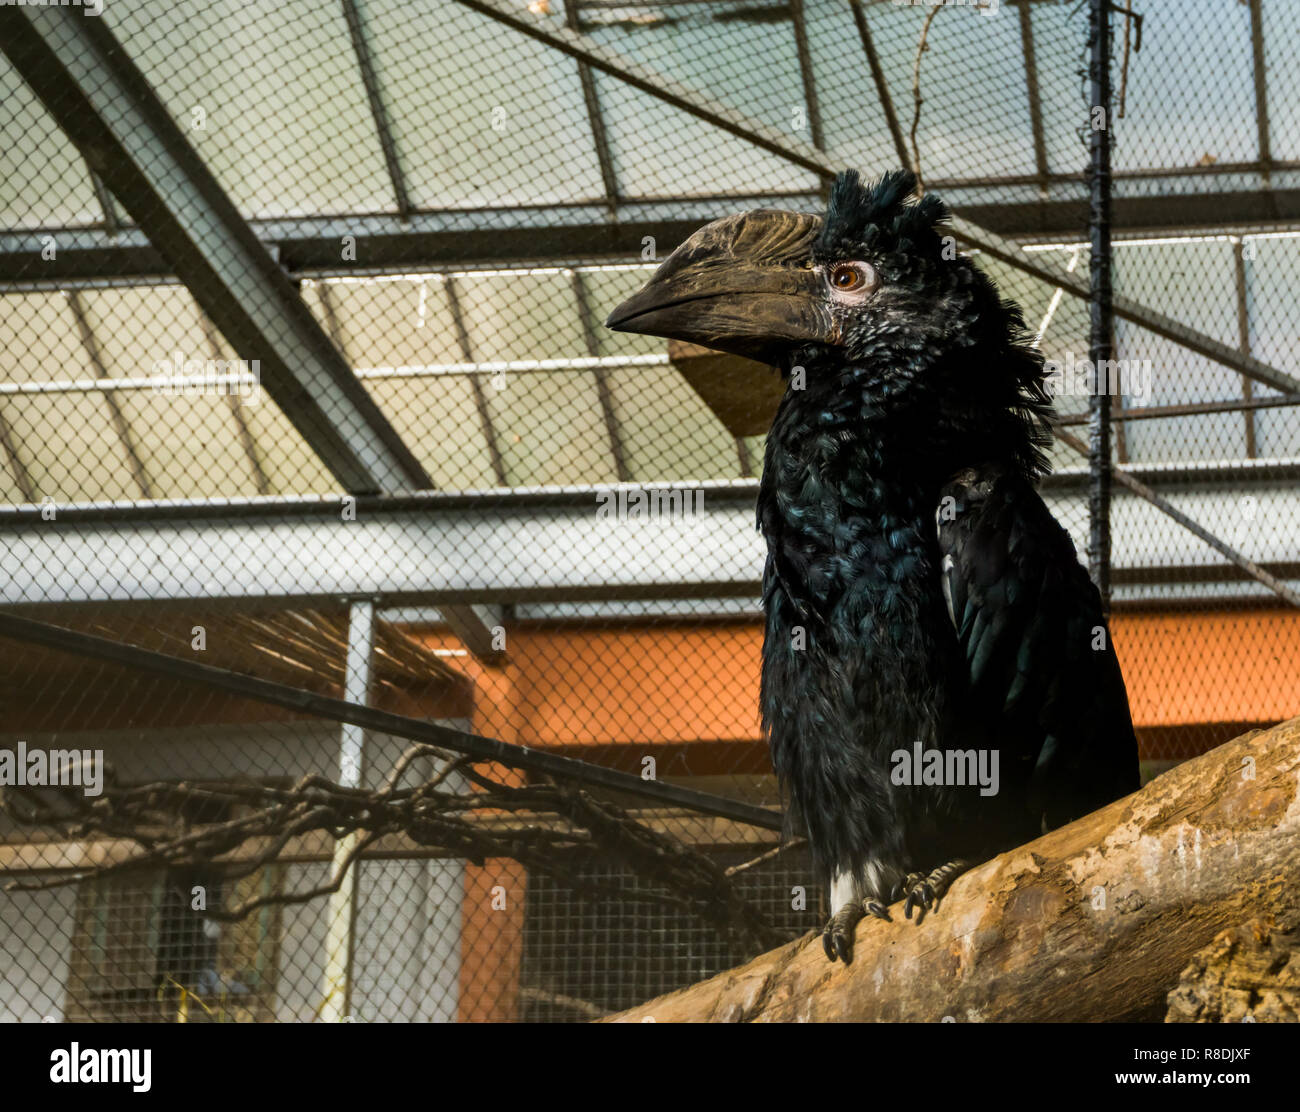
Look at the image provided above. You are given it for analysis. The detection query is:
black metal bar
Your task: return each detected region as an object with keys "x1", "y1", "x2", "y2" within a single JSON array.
[
  {"x1": 0, "y1": 5, "x2": 431, "y2": 495},
  {"x1": 65, "y1": 290, "x2": 153, "y2": 500},
  {"x1": 1054, "y1": 391, "x2": 1300, "y2": 427},
  {"x1": 340, "y1": 0, "x2": 413, "y2": 219},
  {"x1": 1232, "y1": 238, "x2": 1259, "y2": 458},
  {"x1": 0, "y1": 610, "x2": 784, "y2": 831},
  {"x1": 454, "y1": 0, "x2": 833, "y2": 177},
  {"x1": 85, "y1": 161, "x2": 119, "y2": 236},
  {"x1": 1087, "y1": 0, "x2": 1113, "y2": 612},
  {"x1": 1248, "y1": 0, "x2": 1272, "y2": 184},
  {"x1": 568, "y1": 268, "x2": 629, "y2": 481},
  {"x1": 849, "y1": 0, "x2": 910, "y2": 171},
  {"x1": 1018, "y1": 1, "x2": 1050, "y2": 194},
  {"x1": 564, "y1": 0, "x2": 620, "y2": 213},
  {"x1": 2, "y1": 457, "x2": 1295, "y2": 527},
  {"x1": 736, "y1": 436, "x2": 754, "y2": 479},
  {"x1": 443, "y1": 275, "x2": 508, "y2": 486},
  {"x1": 1106, "y1": 560, "x2": 1300, "y2": 588},
  {"x1": 9, "y1": 181, "x2": 1300, "y2": 289},
  {"x1": 790, "y1": 0, "x2": 825, "y2": 155}
]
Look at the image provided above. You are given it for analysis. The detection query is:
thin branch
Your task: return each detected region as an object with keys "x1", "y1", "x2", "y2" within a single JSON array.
[
  {"x1": 2, "y1": 756, "x2": 791, "y2": 955},
  {"x1": 909, "y1": 6, "x2": 942, "y2": 193},
  {"x1": 725, "y1": 837, "x2": 807, "y2": 878}
]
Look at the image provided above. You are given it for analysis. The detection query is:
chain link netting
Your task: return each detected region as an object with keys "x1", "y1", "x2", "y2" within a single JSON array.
[{"x1": 1, "y1": 0, "x2": 1296, "y2": 1023}]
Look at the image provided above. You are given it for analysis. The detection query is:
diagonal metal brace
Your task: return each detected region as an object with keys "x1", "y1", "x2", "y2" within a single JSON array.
[
  {"x1": 1056, "y1": 430, "x2": 1300, "y2": 608},
  {"x1": 454, "y1": 0, "x2": 1300, "y2": 398},
  {"x1": 0, "y1": 6, "x2": 433, "y2": 495},
  {"x1": 0, "y1": 610, "x2": 784, "y2": 831}
]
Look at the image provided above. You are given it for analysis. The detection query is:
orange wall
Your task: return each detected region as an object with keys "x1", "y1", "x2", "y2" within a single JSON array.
[
  {"x1": 414, "y1": 608, "x2": 1300, "y2": 752},
  {"x1": 421, "y1": 607, "x2": 1300, "y2": 1019},
  {"x1": 1112, "y1": 609, "x2": 1300, "y2": 730}
]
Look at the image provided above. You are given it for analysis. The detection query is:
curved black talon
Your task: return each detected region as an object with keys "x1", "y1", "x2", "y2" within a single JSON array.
[
  {"x1": 864, "y1": 899, "x2": 892, "y2": 922},
  {"x1": 904, "y1": 881, "x2": 934, "y2": 920},
  {"x1": 822, "y1": 922, "x2": 854, "y2": 963},
  {"x1": 822, "y1": 901, "x2": 868, "y2": 963},
  {"x1": 899, "y1": 859, "x2": 971, "y2": 923}
]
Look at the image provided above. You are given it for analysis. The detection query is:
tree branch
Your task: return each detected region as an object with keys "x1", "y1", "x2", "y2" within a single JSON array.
[
  {"x1": 1, "y1": 743, "x2": 788, "y2": 954},
  {"x1": 606, "y1": 718, "x2": 1300, "y2": 1022}
]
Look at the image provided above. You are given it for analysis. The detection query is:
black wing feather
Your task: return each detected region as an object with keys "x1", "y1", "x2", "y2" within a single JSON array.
[{"x1": 938, "y1": 463, "x2": 1140, "y2": 831}]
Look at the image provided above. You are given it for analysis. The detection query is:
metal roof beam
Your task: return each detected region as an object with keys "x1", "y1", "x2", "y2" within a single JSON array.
[
  {"x1": 341, "y1": 0, "x2": 413, "y2": 220},
  {"x1": 7, "y1": 187, "x2": 1300, "y2": 288},
  {"x1": 1, "y1": 478, "x2": 1296, "y2": 610},
  {"x1": 452, "y1": 0, "x2": 1300, "y2": 397},
  {"x1": 564, "y1": 0, "x2": 620, "y2": 214},
  {"x1": 438, "y1": 603, "x2": 506, "y2": 663},
  {"x1": 0, "y1": 5, "x2": 431, "y2": 495}
]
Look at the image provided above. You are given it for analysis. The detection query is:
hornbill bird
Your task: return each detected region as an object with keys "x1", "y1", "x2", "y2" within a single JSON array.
[{"x1": 607, "y1": 169, "x2": 1140, "y2": 963}]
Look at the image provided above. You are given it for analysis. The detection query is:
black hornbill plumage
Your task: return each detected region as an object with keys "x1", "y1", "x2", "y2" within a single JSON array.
[{"x1": 607, "y1": 169, "x2": 1139, "y2": 962}]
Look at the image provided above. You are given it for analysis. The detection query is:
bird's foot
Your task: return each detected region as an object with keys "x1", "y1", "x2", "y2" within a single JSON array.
[
  {"x1": 822, "y1": 901, "x2": 862, "y2": 963},
  {"x1": 821, "y1": 898, "x2": 891, "y2": 963},
  {"x1": 897, "y1": 859, "x2": 971, "y2": 922}
]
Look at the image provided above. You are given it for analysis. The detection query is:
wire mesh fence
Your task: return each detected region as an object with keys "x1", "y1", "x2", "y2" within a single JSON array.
[{"x1": 0, "y1": 0, "x2": 1297, "y2": 1023}]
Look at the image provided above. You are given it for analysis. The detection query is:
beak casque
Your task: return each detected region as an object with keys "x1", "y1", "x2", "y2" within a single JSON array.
[{"x1": 605, "y1": 208, "x2": 831, "y2": 363}]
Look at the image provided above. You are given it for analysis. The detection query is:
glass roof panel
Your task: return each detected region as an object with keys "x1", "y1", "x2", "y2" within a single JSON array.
[
  {"x1": 595, "y1": 75, "x2": 818, "y2": 198},
  {"x1": 113, "y1": 391, "x2": 263, "y2": 499},
  {"x1": 304, "y1": 278, "x2": 466, "y2": 368},
  {"x1": 606, "y1": 364, "x2": 740, "y2": 483},
  {"x1": 105, "y1": 0, "x2": 395, "y2": 218},
  {"x1": 360, "y1": 0, "x2": 606, "y2": 208},
  {"x1": 803, "y1": 0, "x2": 909, "y2": 174},
  {"x1": 1029, "y1": 1, "x2": 1091, "y2": 181},
  {"x1": 1110, "y1": 0, "x2": 1258, "y2": 174},
  {"x1": 574, "y1": 266, "x2": 664, "y2": 359},
  {"x1": 865, "y1": 4, "x2": 1037, "y2": 185},
  {"x1": 1114, "y1": 239, "x2": 1249, "y2": 463},
  {"x1": 1243, "y1": 234, "x2": 1300, "y2": 458},
  {"x1": 1261, "y1": 0, "x2": 1300, "y2": 162},
  {"x1": 365, "y1": 376, "x2": 499, "y2": 491},
  {"x1": 453, "y1": 271, "x2": 589, "y2": 362},
  {"x1": 580, "y1": 1, "x2": 817, "y2": 197},
  {"x1": 485, "y1": 370, "x2": 618, "y2": 486},
  {"x1": 3, "y1": 392, "x2": 145, "y2": 504},
  {"x1": 236, "y1": 400, "x2": 338, "y2": 496},
  {"x1": 0, "y1": 291, "x2": 96, "y2": 382},
  {"x1": 0, "y1": 64, "x2": 102, "y2": 231}
]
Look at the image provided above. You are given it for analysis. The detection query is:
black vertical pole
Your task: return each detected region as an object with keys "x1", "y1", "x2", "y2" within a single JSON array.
[{"x1": 1088, "y1": 0, "x2": 1113, "y2": 614}]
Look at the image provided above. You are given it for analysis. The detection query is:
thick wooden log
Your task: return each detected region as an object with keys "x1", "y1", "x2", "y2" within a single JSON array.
[
  {"x1": 1166, "y1": 917, "x2": 1300, "y2": 1022},
  {"x1": 607, "y1": 718, "x2": 1300, "y2": 1022}
]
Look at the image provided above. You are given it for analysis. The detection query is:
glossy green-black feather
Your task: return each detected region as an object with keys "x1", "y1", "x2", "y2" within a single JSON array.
[{"x1": 758, "y1": 170, "x2": 1139, "y2": 890}]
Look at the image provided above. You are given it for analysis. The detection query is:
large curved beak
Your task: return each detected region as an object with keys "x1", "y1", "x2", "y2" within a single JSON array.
[{"x1": 604, "y1": 209, "x2": 830, "y2": 364}]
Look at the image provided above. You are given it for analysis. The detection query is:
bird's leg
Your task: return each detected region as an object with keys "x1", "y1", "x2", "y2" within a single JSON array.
[
  {"x1": 822, "y1": 901, "x2": 863, "y2": 963},
  {"x1": 821, "y1": 898, "x2": 891, "y2": 963},
  {"x1": 899, "y1": 859, "x2": 972, "y2": 922},
  {"x1": 823, "y1": 866, "x2": 895, "y2": 962}
]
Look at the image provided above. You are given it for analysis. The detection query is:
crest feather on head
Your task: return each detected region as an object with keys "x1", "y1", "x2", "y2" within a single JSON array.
[{"x1": 817, "y1": 169, "x2": 950, "y2": 257}]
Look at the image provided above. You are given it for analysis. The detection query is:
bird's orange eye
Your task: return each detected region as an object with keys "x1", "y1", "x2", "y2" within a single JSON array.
[
  {"x1": 828, "y1": 263, "x2": 875, "y2": 294},
  {"x1": 832, "y1": 265, "x2": 860, "y2": 289}
]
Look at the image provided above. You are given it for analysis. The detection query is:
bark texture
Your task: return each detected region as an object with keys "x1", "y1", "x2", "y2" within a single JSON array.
[
  {"x1": 607, "y1": 717, "x2": 1300, "y2": 1022},
  {"x1": 1166, "y1": 916, "x2": 1300, "y2": 1022}
]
